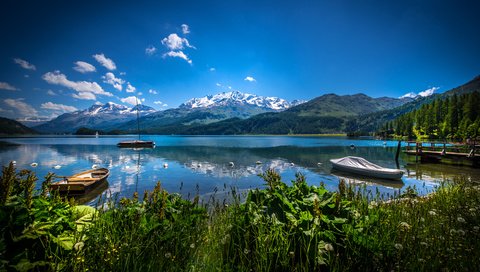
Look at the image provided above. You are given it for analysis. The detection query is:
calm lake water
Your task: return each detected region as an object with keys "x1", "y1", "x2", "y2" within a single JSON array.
[{"x1": 1, "y1": 135, "x2": 479, "y2": 205}]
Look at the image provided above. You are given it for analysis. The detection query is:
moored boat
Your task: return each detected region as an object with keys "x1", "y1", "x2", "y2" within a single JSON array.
[
  {"x1": 50, "y1": 168, "x2": 110, "y2": 193},
  {"x1": 330, "y1": 156, "x2": 403, "y2": 180},
  {"x1": 117, "y1": 140, "x2": 155, "y2": 148}
]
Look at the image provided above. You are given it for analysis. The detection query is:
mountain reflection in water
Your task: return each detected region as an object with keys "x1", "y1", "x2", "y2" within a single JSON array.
[{"x1": 1, "y1": 138, "x2": 479, "y2": 206}]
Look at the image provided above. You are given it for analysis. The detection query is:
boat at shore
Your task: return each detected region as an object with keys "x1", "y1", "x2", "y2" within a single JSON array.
[
  {"x1": 330, "y1": 156, "x2": 403, "y2": 180},
  {"x1": 50, "y1": 168, "x2": 110, "y2": 193},
  {"x1": 117, "y1": 140, "x2": 155, "y2": 148}
]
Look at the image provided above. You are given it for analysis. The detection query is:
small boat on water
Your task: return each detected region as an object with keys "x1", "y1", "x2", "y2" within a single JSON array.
[
  {"x1": 50, "y1": 168, "x2": 110, "y2": 193},
  {"x1": 330, "y1": 156, "x2": 403, "y2": 180},
  {"x1": 117, "y1": 140, "x2": 155, "y2": 148}
]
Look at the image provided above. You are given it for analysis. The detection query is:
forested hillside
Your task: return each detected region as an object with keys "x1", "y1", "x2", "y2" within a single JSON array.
[{"x1": 379, "y1": 91, "x2": 480, "y2": 140}]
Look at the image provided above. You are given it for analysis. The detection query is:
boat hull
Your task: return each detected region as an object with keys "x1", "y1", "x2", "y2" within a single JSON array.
[
  {"x1": 330, "y1": 157, "x2": 403, "y2": 180},
  {"x1": 117, "y1": 140, "x2": 155, "y2": 148},
  {"x1": 50, "y1": 168, "x2": 110, "y2": 193}
]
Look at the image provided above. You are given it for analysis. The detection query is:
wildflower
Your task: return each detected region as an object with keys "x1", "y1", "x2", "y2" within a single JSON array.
[
  {"x1": 324, "y1": 243, "x2": 334, "y2": 252},
  {"x1": 74, "y1": 241, "x2": 84, "y2": 251},
  {"x1": 457, "y1": 217, "x2": 466, "y2": 223},
  {"x1": 420, "y1": 217, "x2": 425, "y2": 222},
  {"x1": 473, "y1": 226, "x2": 479, "y2": 232},
  {"x1": 450, "y1": 229, "x2": 457, "y2": 235},
  {"x1": 165, "y1": 252, "x2": 172, "y2": 258},
  {"x1": 457, "y1": 229, "x2": 465, "y2": 236},
  {"x1": 394, "y1": 243, "x2": 403, "y2": 250},
  {"x1": 428, "y1": 210, "x2": 437, "y2": 216},
  {"x1": 190, "y1": 243, "x2": 195, "y2": 249},
  {"x1": 243, "y1": 248, "x2": 251, "y2": 255},
  {"x1": 420, "y1": 242, "x2": 428, "y2": 246},
  {"x1": 289, "y1": 251, "x2": 295, "y2": 257},
  {"x1": 399, "y1": 222, "x2": 411, "y2": 231}
]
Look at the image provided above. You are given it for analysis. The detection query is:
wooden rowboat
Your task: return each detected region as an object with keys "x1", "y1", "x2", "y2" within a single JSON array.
[
  {"x1": 330, "y1": 156, "x2": 404, "y2": 180},
  {"x1": 50, "y1": 168, "x2": 110, "y2": 193}
]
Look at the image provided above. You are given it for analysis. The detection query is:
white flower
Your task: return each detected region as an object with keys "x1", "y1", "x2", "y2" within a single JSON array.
[
  {"x1": 165, "y1": 252, "x2": 172, "y2": 258},
  {"x1": 324, "y1": 243, "x2": 334, "y2": 252},
  {"x1": 399, "y1": 222, "x2": 411, "y2": 230},
  {"x1": 190, "y1": 243, "x2": 195, "y2": 249},
  {"x1": 394, "y1": 243, "x2": 403, "y2": 250},
  {"x1": 473, "y1": 226, "x2": 479, "y2": 232},
  {"x1": 457, "y1": 217, "x2": 466, "y2": 223},
  {"x1": 428, "y1": 210, "x2": 437, "y2": 216},
  {"x1": 74, "y1": 241, "x2": 84, "y2": 251}
]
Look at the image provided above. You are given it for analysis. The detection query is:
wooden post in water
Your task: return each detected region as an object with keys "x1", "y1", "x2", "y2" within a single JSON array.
[{"x1": 395, "y1": 140, "x2": 401, "y2": 162}]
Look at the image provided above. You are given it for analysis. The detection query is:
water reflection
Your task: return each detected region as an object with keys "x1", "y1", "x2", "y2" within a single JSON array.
[{"x1": 1, "y1": 141, "x2": 479, "y2": 205}]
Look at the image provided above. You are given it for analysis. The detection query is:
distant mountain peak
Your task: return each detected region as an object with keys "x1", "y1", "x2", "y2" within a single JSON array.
[{"x1": 179, "y1": 90, "x2": 306, "y2": 111}]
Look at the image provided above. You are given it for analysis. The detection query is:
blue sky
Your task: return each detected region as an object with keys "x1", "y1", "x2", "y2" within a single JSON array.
[{"x1": 0, "y1": 0, "x2": 479, "y2": 122}]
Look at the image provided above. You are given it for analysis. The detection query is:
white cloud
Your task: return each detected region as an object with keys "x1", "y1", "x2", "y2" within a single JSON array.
[
  {"x1": 47, "y1": 90, "x2": 57, "y2": 96},
  {"x1": 400, "y1": 86, "x2": 439, "y2": 99},
  {"x1": 399, "y1": 92, "x2": 417, "y2": 99},
  {"x1": 418, "y1": 86, "x2": 439, "y2": 97},
  {"x1": 13, "y1": 58, "x2": 36, "y2": 70},
  {"x1": 102, "y1": 72, "x2": 124, "y2": 91},
  {"x1": 145, "y1": 45, "x2": 157, "y2": 55},
  {"x1": 126, "y1": 82, "x2": 136, "y2": 93},
  {"x1": 244, "y1": 76, "x2": 256, "y2": 82},
  {"x1": 72, "y1": 92, "x2": 96, "y2": 100},
  {"x1": 73, "y1": 61, "x2": 96, "y2": 73},
  {"x1": 4, "y1": 98, "x2": 38, "y2": 117},
  {"x1": 141, "y1": 98, "x2": 145, "y2": 102},
  {"x1": 0, "y1": 82, "x2": 18, "y2": 91},
  {"x1": 137, "y1": 92, "x2": 143, "y2": 96},
  {"x1": 163, "y1": 51, "x2": 192, "y2": 64},
  {"x1": 121, "y1": 96, "x2": 140, "y2": 106},
  {"x1": 154, "y1": 101, "x2": 168, "y2": 107},
  {"x1": 119, "y1": 72, "x2": 126, "y2": 76},
  {"x1": 161, "y1": 33, "x2": 195, "y2": 50},
  {"x1": 42, "y1": 71, "x2": 112, "y2": 97},
  {"x1": 148, "y1": 89, "x2": 158, "y2": 95},
  {"x1": 181, "y1": 24, "x2": 190, "y2": 34},
  {"x1": 40, "y1": 102, "x2": 78, "y2": 112},
  {"x1": 24, "y1": 75, "x2": 29, "y2": 78},
  {"x1": 92, "y1": 53, "x2": 116, "y2": 70},
  {"x1": 209, "y1": 67, "x2": 216, "y2": 72},
  {"x1": 216, "y1": 83, "x2": 222, "y2": 87}
]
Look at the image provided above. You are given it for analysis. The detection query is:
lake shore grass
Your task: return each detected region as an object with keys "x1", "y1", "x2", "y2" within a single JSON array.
[{"x1": 1, "y1": 163, "x2": 479, "y2": 271}]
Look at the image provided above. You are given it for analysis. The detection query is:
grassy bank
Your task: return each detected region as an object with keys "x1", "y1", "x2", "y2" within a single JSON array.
[{"x1": 1, "y1": 163, "x2": 479, "y2": 271}]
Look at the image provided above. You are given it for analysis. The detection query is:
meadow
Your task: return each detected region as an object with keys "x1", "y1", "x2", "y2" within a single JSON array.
[{"x1": 1, "y1": 162, "x2": 479, "y2": 271}]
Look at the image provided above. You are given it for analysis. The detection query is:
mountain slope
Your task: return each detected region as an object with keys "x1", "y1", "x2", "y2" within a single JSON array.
[
  {"x1": 132, "y1": 93, "x2": 412, "y2": 134},
  {"x1": 347, "y1": 74, "x2": 480, "y2": 135},
  {"x1": 115, "y1": 91, "x2": 305, "y2": 133},
  {"x1": 34, "y1": 102, "x2": 156, "y2": 134},
  {"x1": 0, "y1": 117, "x2": 38, "y2": 134}
]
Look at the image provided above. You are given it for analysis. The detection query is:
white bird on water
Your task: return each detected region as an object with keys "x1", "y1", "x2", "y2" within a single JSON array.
[
  {"x1": 163, "y1": 163, "x2": 168, "y2": 168},
  {"x1": 256, "y1": 161, "x2": 262, "y2": 164},
  {"x1": 54, "y1": 165, "x2": 61, "y2": 169},
  {"x1": 30, "y1": 162, "x2": 38, "y2": 167},
  {"x1": 229, "y1": 162, "x2": 235, "y2": 167},
  {"x1": 92, "y1": 164, "x2": 98, "y2": 169}
]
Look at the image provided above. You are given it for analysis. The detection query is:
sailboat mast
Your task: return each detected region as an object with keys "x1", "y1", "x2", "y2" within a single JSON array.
[{"x1": 136, "y1": 96, "x2": 140, "y2": 140}]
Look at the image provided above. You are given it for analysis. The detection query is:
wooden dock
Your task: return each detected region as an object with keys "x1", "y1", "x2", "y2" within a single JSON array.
[{"x1": 404, "y1": 141, "x2": 480, "y2": 164}]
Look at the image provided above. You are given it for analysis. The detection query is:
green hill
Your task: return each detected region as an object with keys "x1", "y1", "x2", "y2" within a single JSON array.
[
  {"x1": 134, "y1": 93, "x2": 411, "y2": 135},
  {"x1": 0, "y1": 117, "x2": 37, "y2": 135}
]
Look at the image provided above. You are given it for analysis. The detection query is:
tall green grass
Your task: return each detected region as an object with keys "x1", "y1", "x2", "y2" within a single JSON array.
[{"x1": 1, "y1": 163, "x2": 479, "y2": 271}]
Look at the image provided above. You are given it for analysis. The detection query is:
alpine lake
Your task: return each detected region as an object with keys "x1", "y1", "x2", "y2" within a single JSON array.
[{"x1": 1, "y1": 135, "x2": 479, "y2": 205}]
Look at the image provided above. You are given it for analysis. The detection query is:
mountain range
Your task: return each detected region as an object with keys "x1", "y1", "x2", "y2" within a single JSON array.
[
  {"x1": 33, "y1": 102, "x2": 156, "y2": 133},
  {"x1": 10, "y1": 75, "x2": 479, "y2": 135}
]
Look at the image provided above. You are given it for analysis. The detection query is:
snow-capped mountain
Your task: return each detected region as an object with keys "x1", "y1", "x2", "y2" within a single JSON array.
[
  {"x1": 180, "y1": 91, "x2": 306, "y2": 111},
  {"x1": 34, "y1": 102, "x2": 156, "y2": 133},
  {"x1": 79, "y1": 102, "x2": 155, "y2": 116}
]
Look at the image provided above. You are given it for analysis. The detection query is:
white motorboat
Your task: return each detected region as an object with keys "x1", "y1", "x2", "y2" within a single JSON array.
[{"x1": 330, "y1": 156, "x2": 403, "y2": 180}]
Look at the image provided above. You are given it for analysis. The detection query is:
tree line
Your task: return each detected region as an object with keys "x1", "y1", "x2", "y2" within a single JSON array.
[{"x1": 378, "y1": 91, "x2": 480, "y2": 140}]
